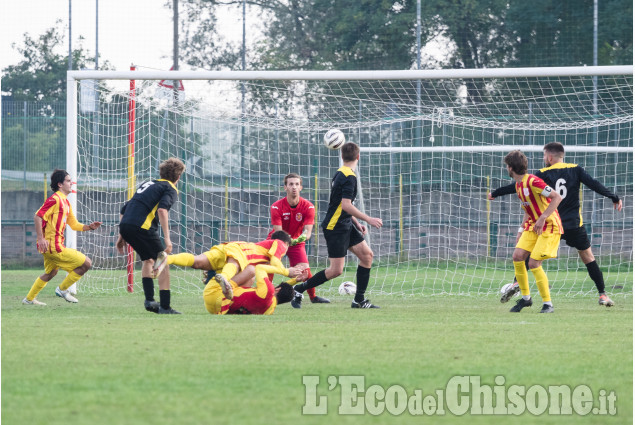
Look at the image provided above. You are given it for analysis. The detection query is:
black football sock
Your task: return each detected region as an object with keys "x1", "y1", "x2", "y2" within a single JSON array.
[
  {"x1": 294, "y1": 270, "x2": 328, "y2": 293},
  {"x1": 585, "y1": 261, "x2": 605, "y2": 294},
  {"x1": 142, "y1": 277, "x2": 155, "y2": 301},
  {"x1": 159, "y1": 289, "x2": 171, "y2": 310},
  {"x1": 354, "y1": 265, "x2": 371, "y2": 303}
]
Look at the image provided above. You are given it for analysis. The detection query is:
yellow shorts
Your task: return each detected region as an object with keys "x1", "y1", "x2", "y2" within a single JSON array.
[
  {"x1": 516, "y1": 231, "x2": 561, "y2": 261},
  {"x1": 42, "y1": 248, "x2": 86, "y2": 274},
  {"x1": 203, "y1": 245, "x2": 229, "y2": 272},
  {"x1": 203, "y1": 281, "x2": 231, "y2": 315},
  {"x1": 222, "y1": 243, "x2": 249, "y2": 270}
]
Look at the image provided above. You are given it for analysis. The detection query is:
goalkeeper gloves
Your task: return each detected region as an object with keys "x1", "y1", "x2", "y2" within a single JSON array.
[{"x1": 290, "y1": 232, "x2": 308, "y2": 246}]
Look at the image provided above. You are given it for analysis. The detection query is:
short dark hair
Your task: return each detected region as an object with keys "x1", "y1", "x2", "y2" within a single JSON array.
[
  {"x1": 504, "y1": 150, "x2": 528, "y2": 175},
  {"x1": 284, "y1": 173, "x2": 302, "y2": 185},
  {"x1": 50, "y1": 169, "x2": 69, "y2": 192},
  {"x1": 275, "y1": 283, "x2": 295, "y2": 304},
  {"x1": 271, "y1": 230, "x2": 292, "y2": 246},
  {"x1": 543, "y1": 142, "x2": 565, "y2": 156},
  {"x1": 159, "y1": 157, "x2": 186, "y2": 183},
  {"x1": 341, "y1": 142, "x2": 360, "y2": 162}
]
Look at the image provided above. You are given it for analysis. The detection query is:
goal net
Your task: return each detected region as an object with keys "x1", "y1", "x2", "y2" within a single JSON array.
[{"x1": 67, "y1": 67, "x2": 633, "y2": 297}]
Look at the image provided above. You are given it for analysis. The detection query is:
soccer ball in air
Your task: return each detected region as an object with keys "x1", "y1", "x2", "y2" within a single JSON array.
[
  {"x1": 338, "y1": 281, "x2": 357, "y2": 295},
  {"x1": 324, "y1": 129, "x2": 346, "y2": 150}
]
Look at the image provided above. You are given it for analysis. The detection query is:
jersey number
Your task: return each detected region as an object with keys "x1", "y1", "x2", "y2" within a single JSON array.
[
  {"x1": 137, "y1": 181, "x2": 154, "y2": 194},
  {"x1": 555, "y1": 179, "x2": 567, "y2": 199}
]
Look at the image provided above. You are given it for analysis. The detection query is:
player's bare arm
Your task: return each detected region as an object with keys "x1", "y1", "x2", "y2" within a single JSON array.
[
  {"x1": 34, "y1": 214, "x2": 49, "y2": 253},
  {"x1": 84, "y1": 221, "x2": 102, "y2": 231},
  {"x1": 533, "y1": 191, "x2": 562, "y2": 236},
  {"x1": 157, "y1": 208, "x2": 172, "y2": 254},
  {"x1": 341, "y1": 198, "x2": 383, "y2": 229},
  {"x1": 615, "y1": 199, "x2": 623, "y2": 211}
]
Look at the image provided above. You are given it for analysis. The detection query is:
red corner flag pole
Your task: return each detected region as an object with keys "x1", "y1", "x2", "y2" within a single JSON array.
[{"x1": 126, "y1": 65, "x2": 136, "y2": 292}]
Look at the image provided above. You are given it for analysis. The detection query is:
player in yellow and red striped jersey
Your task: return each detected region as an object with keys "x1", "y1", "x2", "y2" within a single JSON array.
[
  {"x1": 221, "y1": 265, "x2": 297, "y2": 315},
  {"x1": 22, "y1": 169, "x2": 102, "y2": 306},
  {"x1": 504, "y1": 150, "x2": 562, "y2": 314},
  {"x1": 166, "y1": 231, "x2": 306, "y2": 313}
]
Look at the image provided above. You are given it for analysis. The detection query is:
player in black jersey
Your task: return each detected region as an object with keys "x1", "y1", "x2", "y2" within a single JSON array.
[
  {"x1": 291, "y1": 142, "x2": 383, "y2": 308},
  {"x1": 116, "y1": 157, "x2": 186, "y2": 314},
  {"x1": 489, "y1": 142, "x2": 623, "y2": 306}
]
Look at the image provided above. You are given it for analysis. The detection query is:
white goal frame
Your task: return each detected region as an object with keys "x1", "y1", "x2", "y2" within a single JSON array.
[{"x1": 65, "y1": 65, "x2": 633, "y2": 249}]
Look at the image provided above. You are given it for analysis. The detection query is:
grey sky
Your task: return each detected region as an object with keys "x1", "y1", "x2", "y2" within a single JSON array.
[{"x1": 1, "y1": 0, "x2": 245, "y2": 72}]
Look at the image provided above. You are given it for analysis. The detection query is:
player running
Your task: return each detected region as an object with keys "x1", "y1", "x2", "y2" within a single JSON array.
[
  {"x1": 23, "y1": 169, "x2": 102, "y2": 306},
  {"x1": 490, "y1": 142, "x2": 622, "y2": 307},
  {"x1": 291, "y1": 142, "x2": 383, "y2": 309},
  {"x1": 116, "y1": 157, "x2": 185, "y2": 314},
  {"x1": 268, "y1": 173, "x2": 330, "y2": 308}
]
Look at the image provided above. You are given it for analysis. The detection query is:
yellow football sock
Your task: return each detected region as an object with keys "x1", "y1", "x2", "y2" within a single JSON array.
[
  {"x1": 530, "y1": 266, "x2": 551, "y2": 302},
  {"x1": 168, "y1": 253, "x2": 195, "y2": 267},
  {"x1": 26, "y1": 277, "x2": 48, "y2": 300},
  {"x1": 513, "y1": 261, "x2": 530, "y2": 297},
  {"x1": 220, "y1": 262, "x2": 238, "y2": 281},
  {"x1": 59, "y1": 271, "x2": 82, "y2": 291}
]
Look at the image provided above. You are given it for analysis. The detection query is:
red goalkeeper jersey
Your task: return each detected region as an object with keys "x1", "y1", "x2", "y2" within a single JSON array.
[{"x1": 267, "y1": 196, "x2": 315, "y2": 239}]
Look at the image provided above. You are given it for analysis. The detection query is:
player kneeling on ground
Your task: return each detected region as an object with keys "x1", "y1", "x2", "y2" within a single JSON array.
[{"x1": 116, "y1": 157, "x2": 185, "y2": 315}]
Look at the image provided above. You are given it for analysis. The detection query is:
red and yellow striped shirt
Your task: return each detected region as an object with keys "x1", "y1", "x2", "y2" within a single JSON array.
[
  {"x1": 515, "y1": 174, "x2": 563, "y2": 234},
  {"x1": 36, "y1": 192, "x2": 84, "y2": 253}
]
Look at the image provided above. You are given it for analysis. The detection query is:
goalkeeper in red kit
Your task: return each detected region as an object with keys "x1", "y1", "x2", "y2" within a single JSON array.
[{"x1": 268, "y1": 173, "x2": 330, "y2": 307}]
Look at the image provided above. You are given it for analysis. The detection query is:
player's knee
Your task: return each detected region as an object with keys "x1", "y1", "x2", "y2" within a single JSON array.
[
  {"x1": 512, "y1": 253, "x2": 525, "y2": 262},
  {"x1": 83, "y1": 257, "x2": 93, "y2": 270},
  {"x1": 328, "y1": 266, "x2": 344, "y2": 277},
  {"x1": 527, "y1": 259, "x2": 542, "y2": 269},
  {"x1": 45, "y1": 269, "x2": 59, "y2": 280}
]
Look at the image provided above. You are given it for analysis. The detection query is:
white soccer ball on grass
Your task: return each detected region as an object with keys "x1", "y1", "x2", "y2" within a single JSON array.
[{"x1": 338, "y1": 281, "x2": 356, "y2": 295}]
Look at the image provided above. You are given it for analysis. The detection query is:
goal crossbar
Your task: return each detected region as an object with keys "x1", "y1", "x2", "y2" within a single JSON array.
[{"x1": 67, "y1": 65, "x2": 633, "y2": 81}]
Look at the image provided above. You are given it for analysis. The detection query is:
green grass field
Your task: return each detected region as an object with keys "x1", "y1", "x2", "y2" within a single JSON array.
[{"x1": 2, "y1": 269, "x2": 632, "y2": 425}]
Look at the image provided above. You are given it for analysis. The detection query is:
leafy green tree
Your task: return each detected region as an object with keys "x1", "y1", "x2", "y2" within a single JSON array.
[{"x1": 1, "y1": 20, "x2": 103, "y2": 102}]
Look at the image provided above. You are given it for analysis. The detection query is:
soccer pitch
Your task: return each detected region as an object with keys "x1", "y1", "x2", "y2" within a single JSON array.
[{"x1": 2, "y1": 269, "x2": 632, "y2": 425}]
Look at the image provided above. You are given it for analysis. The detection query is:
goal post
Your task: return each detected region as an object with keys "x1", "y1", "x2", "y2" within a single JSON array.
[{"x1": 66, "y1": 66, "x2": 633, "y2": 297}]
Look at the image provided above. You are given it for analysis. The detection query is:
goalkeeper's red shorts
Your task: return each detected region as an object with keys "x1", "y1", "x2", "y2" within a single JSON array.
[{"x1": 286, "y1": 244, "x2": 308, "y2": 266}]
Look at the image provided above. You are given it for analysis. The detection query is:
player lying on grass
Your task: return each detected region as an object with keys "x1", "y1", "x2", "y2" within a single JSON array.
[
  {"x1": 206, "y1": 264, "x2": 299, "y2": 315},
  {"x1": 489, "y1": 142, "x2": 622, "y2": 307},
  {"x1": 23, "y1": 169, "x2": 102, "y2": 306},
  {"x1": 160, "y1": 231, "x2": 306, "y2": 304},
  {"x1": 504, "y1": 150, "x2": 562, "y2": 313},
  {"x1": 116, "y1": 157, "x2": 185, "y2": 315},
  {"x1": 268, "y1": 172, "x2": 330, "y2": 306}
]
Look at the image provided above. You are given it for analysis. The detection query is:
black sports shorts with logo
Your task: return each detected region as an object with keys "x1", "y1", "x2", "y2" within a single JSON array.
[{"x1": 323, "y1": 225, "x2": 365, "y2": 258}]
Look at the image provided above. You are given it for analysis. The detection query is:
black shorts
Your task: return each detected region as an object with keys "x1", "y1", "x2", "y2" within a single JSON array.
[
  {"x1": 323, "y1": 226, "x2": 365, "y2": 258},
  {"x1": 119, "y1": 223, "x2": 164, "y2": 261},
  {"x1": 561, "y1": 226, "x2": 591, "y2": 251}
]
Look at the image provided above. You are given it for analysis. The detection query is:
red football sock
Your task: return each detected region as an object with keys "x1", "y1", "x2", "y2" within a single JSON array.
[{"x1": 304, "y1": 268, "x2": 315, "y2": 299}]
